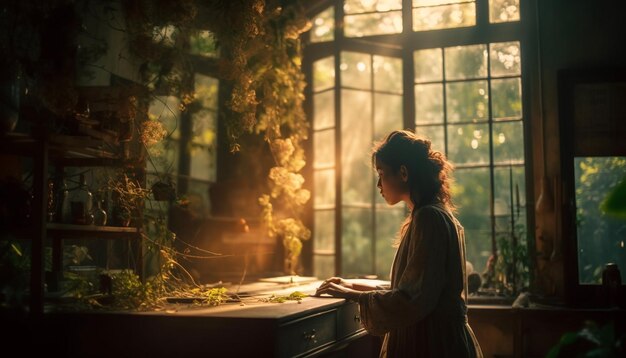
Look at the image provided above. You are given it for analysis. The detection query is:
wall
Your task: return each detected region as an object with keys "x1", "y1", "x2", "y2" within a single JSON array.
[
  {"x1": 468, "y1": 305, "x2": 626, "y2": 358},
  {"x1": 530, "y1": 0, "x2": 626, "y2": 299}
]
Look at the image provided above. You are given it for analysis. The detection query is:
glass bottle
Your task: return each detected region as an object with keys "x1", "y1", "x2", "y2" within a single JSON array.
[
  {"x1": 67, "y1": 174, "x2": 93, "y2": 225},
  {"x1": 92, "y1": 199, "x2": 107, "y2": 226}
]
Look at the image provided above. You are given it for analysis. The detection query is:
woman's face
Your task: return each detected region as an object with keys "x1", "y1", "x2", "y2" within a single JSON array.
[{"x1": 375, "y1": 157, "x2": 410, "y2": 206}]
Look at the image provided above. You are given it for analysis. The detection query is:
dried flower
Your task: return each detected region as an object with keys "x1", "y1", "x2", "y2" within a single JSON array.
[{"x1": 140, "y1": 119, "x2": 167, "y2": 146}]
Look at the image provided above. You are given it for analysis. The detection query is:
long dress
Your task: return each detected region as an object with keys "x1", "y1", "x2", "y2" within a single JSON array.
[{"x1": 358, "y1": 203, "x2": 483, "y2": 357}]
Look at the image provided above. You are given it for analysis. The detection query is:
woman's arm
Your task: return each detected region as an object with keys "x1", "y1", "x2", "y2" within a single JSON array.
[{"x1": 358, "y1": 206, "x2": 449, "y2": 335}]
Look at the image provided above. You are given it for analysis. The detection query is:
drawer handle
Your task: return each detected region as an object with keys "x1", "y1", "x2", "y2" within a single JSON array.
[
  {"x1": 354, "y1": 315, "x2": 361, "y2": 323},
  {"x1": 303, "y1": 329, "x2": 317, "y2": 343}
]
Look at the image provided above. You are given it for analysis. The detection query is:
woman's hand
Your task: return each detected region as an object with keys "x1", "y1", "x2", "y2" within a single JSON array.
[
  {"x1": 317, "y1": 277, "x2": 352, "y2": 290},
  {"x1": 315, "y1": 277, "x2": 360, "y2": 301}
]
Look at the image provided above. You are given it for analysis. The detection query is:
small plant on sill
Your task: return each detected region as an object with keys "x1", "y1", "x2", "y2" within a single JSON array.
[{"x1": 493, "y1": 224, "x2": 530, "y2": 297}]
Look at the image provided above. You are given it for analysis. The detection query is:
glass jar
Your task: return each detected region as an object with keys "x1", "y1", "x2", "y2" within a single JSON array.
[{"x1": 67, "y1": 174, "x2": 93, "y2": 225}]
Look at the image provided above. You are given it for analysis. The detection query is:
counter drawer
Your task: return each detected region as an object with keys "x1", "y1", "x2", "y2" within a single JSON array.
[
  {"x1": 337, "y1": 301, "x2": 364, "y2": 339},
  {"x1": 277, "y1": 310, "x2": 336, "y2": 357}
]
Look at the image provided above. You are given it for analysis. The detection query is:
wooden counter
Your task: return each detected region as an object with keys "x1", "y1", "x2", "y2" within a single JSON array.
[{"x1": 29, "y1": 280, "x2": 380, "y2": 357}]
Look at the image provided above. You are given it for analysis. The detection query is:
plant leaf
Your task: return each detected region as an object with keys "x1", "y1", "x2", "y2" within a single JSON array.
[{"x1": 601, "y1": 176, "x2": 626, "y2": 219}]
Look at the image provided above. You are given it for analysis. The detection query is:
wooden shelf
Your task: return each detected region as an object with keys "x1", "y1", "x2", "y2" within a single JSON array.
[
  {"x1": 1, "y1": 131, "x2": 145, "y2": 315},
  {"x1": 47, "y1": 223, "x2": 140, "y2": 239},
  {"x1": 0, "y1": 132, "x2": 124, "y2": 164}
]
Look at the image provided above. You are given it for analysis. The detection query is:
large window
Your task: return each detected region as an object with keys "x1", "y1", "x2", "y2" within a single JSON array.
[
  {"x1": 146, "y1": 30, "x2": 219, "y2": 216},
  {"x1": 306, "y1": 0, "x2": 526, "y2": 285}
]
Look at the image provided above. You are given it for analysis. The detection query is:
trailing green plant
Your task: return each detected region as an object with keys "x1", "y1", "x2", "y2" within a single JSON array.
[{"x1": 547, "y1": 321, "x2": 625, "y2": 358}]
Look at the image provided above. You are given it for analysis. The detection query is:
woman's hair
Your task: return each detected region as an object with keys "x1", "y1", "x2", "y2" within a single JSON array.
[{"x1": 372, "y1": 129, "x2": 455, "y2": 212}]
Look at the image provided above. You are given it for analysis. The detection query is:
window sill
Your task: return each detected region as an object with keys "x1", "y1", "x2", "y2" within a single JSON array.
[{"x1": 468, "y1": 294, "x2": 514, "y2": 306}]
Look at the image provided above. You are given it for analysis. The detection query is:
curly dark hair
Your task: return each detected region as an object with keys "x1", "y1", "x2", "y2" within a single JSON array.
[{"x1": 372, "y1": 129, "x2": 455, "y2": 212}]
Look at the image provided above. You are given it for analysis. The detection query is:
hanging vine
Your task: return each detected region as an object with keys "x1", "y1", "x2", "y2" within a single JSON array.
[
  {"x1": 119, "y1": 0, "x2": 314, "y2": 284},
  {"x1": 204, "y1": 0, "x2": 313, "y2": 275}
]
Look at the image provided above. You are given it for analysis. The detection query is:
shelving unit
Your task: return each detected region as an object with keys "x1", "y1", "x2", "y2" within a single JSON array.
[{"x1": 0, "y1": 132, "x2": 145, "y2": 315}]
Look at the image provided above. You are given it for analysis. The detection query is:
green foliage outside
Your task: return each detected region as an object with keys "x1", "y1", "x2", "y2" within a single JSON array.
[{"x1": 575, "y1": 157, "x2": 626, "y2": 284}]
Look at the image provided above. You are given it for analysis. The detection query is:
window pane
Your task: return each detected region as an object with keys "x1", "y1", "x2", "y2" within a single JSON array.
[
  {"x1": 445, "y1": 45, "x2": 487, "y2": 80},
  {"x1": 314, "y1": 57, "x2": 336, "y2": 92},
  {"x1": 191, "y1": 109, "x2": 217, "y2": 146},
  {"x1": 314, "y1": 210, "x2": 335, "y2": 251},
  {"x1": 189, "y1": 145, "x2": 215, "y2": 182},
  {"x1": 415, "y1": 48, "x2": 443, "y2": 83},
  {"x1": 148, "y1": 138, "x2": 179, "y2": 175},
  {"x1": 185, "y1": 180, "x2": 211, "y2": 217},
  {"x1": 345, "y1": 12, "x2": 403, "y2": 37},
  {"x1": 342, "y1": 208, "x2": 373, "y2": 277},
  {"x1": 345, "y1": 0, "x2": 403, "y2": 13},
  {"x1": 493, "y1": 121, "x2": 525, "y2": 164},
  {"x1": 314, "y1": 129, "x2": 335, "y2": 168},
  {"x1": 341, "y1": 52, "x2": 372, "y2": 90},
  {"x1": 189, "y1": 30, "x2": 218, "y2": 58},
  {"x1": 373, "y1": 55, "x2": 403, "y2": 93},
  {"x1": 413, "y1": 3, "x2": 476, "y2": 31},
  {"x1": 149, "y1": 96, "x2": 180, "y2": 139},
  {"x1": 492, "y1": 78, "x2": 522, "y2": 120},
  {"x1": 195, "y1": 74, "x2": 218, "y2": 109},
  {"x1": 453, "y1": 167, "x2": 492, "y2": 272},
  {"x1": 493, "y1": 165, "x2": 525, "y2": 228},
  {"x1": 414, "y1": 0, "x2": 467, "y2": 5},
  {"x1": 314, "y1": 168, "x2": 335, "y2": 207},
  {"x1": 415, "y1": 125, "x2": 444, "y2": 151},
  {"x1": 574, "y1": 157, "x2": 626, "y2": 284},
  {"x1": 375, "y1": 207, "x2": 405, "y2": 278},
  {"x1": 314, "y1": 255, "x2": 335, "y2": 279},
  {"x1": 446, "y1": 80, "x2": 489, "y2": 123},
  {"x1": 490, "y1": 41, "x2": 521, "y2": 77},
  {"x1": 148, "y1": 96, "x2": 180, "y2": 175},
  {"x1": 314, "y1": 91, "x2": 335, "y2": 130},
  {"x1": 415, "y1": 83, "x2": 444, "y2": 124},
  {"x1": 447, "y1": 123, "x2": 490, "y2": 165},
  {"x1": 311, "y1": 7, "x2": 334, "y2": 43},
  {"x1": 374, "y1": 93, "x2": 403, "y2": 139},
  {"x1": 489, "y1": 0, "x2": 520, "y2": 23},
  {"x1": 342, "y1": 89, "x2": 373, "y2": 205}
]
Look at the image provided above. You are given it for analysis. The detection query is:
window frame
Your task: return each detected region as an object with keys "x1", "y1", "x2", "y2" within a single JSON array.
[
  {"x1": 303, "y1": 0, "x2": 535, "y2": 283},
  {"x1": 558, "y1": 67, "x2": 626, "y2": 306}
]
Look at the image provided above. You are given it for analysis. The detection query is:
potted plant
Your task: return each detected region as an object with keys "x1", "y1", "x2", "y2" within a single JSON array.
[
  {"x1": 151, "y1": 180, "x2": 175, "y2": 202},
  {"x1": 105, "y1": 174, "x2": 150, "y2": 227}
]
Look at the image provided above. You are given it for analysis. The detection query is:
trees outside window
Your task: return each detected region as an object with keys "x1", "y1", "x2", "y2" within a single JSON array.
[{"x1": 305, "y1": 0, "x2": 528, "y2": 294}]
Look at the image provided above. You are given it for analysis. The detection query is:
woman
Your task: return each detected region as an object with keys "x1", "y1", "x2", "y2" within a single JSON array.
[{"x1": 315, "y1": 130, "x2": 482, "y2": 357}]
